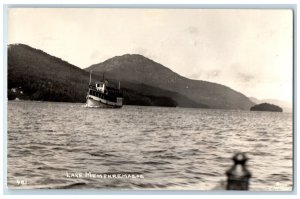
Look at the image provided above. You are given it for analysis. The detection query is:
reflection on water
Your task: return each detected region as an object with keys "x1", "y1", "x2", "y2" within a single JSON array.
[{"x1": 7, "y1": 101, "x2": 293, "y2": 190}]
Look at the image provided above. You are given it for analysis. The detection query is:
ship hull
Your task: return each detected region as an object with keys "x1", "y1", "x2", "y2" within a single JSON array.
[{"x1": 86, "y1": 95, "x2": 122, "y2": 108}]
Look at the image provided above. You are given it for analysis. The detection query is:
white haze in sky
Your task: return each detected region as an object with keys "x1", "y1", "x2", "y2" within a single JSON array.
[{"x1": 8, "y1": 8, "x2": 293, "y2": 103}]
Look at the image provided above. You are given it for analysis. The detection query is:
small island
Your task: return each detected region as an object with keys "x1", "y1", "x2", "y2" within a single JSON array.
[{"x1": 250, "y1": 103, "x2": 283, "y2": 112}]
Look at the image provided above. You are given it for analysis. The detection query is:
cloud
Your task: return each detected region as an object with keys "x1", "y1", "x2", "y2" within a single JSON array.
[
  {"x1": 43, "y1": 36, "x2": 55, "y2": 41},
  {"x1": 188, "y1": 69, "x2": 221, "y2": 80},
  {"x1": 90, "y1": 50, "x2": 100, "y2": 60},
  {"x1": 134, "y1": 48, "x2": 148, "y2": 56},
  {"x1": 188, "y1": 73, "x2": 201, "y2": 80},
  {"x1": 206, "y1": 69, "x2": 221, "y2": 78},
  {"x1": 186, "y1": 26, "x2": 199, "y2": 35},
  {"x1": 236, "y1": 72, "x2": 255, "y2": 82}
]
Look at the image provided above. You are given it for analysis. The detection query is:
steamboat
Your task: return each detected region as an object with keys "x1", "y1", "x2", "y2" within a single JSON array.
[{"x1": 86, "y1": 71, "x2": 123, "y2": 108}]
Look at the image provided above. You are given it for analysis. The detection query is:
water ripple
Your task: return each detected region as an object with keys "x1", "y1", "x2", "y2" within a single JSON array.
[{"x1": 7, "y1": 101, "x2": 292, "y2": 190}]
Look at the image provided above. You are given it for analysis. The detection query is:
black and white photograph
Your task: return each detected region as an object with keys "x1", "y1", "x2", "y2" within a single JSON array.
[{"x1": 6, "y1": 7, "x2": 293, "y2": 191}]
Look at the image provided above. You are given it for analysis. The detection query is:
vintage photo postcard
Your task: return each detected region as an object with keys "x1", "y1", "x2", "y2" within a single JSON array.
[{"x1": 6, "y1": 7, "x2": 293, "y2": 191}]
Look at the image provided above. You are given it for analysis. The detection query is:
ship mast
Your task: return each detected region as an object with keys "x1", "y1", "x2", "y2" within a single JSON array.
[{"x1": 89, "y1": 70, "x2": 92, "y2": 85}]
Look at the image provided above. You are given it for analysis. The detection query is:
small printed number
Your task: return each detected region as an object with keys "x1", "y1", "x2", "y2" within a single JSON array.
[{"x1": 16, "y1": 179, "x2": 27, "y2": 185}]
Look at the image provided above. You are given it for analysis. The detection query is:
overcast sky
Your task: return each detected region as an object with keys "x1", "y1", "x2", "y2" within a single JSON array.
[{"x1": 8, "y1": 8, "x2": 293, "y2": 103}]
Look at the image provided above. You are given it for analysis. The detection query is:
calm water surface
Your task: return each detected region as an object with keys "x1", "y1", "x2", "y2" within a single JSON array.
[{"x1": 7, "y1": 101, "x2": 293, "y2": 190}]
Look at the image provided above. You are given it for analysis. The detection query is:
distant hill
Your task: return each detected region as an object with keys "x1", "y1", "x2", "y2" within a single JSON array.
[
  {"x1": 249, "y1": 97, "x2": 292, "y2": 113},
  {"x1": 85, "y1": 54, "x2": 255, "y2": 109},
  {"x1": 7, "y1": 44, "x2": 204, "y2": 107},
  {"x1": 250, "y1": 103, "x2": 283, "y2": 112},
  {"x1": 8, "y1": 44, "x2": 90, "y2": 102},
  {"x1": 8, "y1": 44, "x2": 255, "y2": 109}
]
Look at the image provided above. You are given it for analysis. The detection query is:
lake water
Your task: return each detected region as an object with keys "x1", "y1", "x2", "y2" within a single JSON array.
[{"x1": 7, "y1": 101, "x2": 293, "y2": 191}]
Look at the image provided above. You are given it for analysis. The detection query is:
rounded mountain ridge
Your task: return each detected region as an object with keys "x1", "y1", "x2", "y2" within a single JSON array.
[{"x1": 88, "y1": 53, "x2": 174, "y2": 74}]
